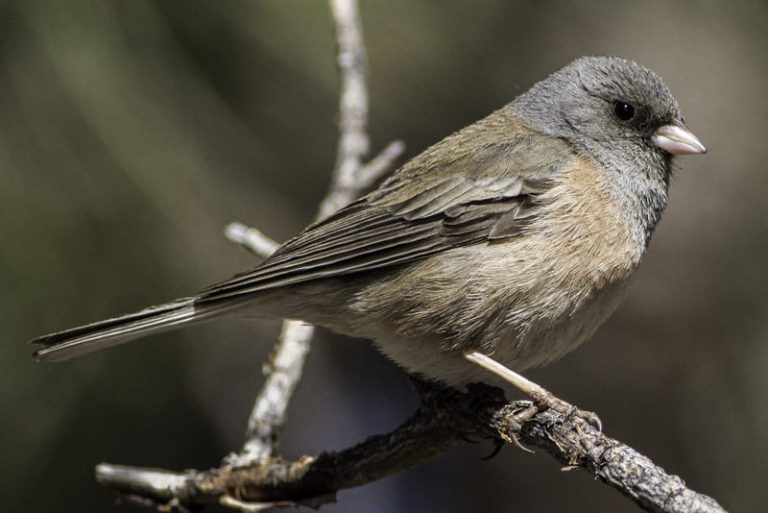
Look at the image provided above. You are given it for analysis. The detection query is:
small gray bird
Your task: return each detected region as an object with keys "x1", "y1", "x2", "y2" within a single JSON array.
[{"x1": 32, "y1": 56, "x2": 706, "y2": 386}]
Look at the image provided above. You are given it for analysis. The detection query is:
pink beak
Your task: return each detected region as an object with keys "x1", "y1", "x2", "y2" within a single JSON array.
[{"x1": 651, "y1": 124, "x2": 707, "y2": 155}]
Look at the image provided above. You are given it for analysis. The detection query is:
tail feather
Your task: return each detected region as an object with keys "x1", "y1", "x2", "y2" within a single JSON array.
[{"x1": 31, "y1": 297, "x2": 222, "y2": 362}]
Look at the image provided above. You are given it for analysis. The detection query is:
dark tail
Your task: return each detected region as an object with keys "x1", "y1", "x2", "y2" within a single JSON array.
[{"x1": 31, "y1": 297, "x2": 231, "y2": 362}]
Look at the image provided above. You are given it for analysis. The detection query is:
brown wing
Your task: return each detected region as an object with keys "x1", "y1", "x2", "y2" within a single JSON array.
[
  {"x1": 197, "y1": 125, "x2": 571, "y2": 305},
  {"x1": 197, "y1": 175, "x2": 558, "y2": 304}
]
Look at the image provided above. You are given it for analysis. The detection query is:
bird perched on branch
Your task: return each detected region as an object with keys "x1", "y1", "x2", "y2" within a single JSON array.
[{"x1": 32, "y1": 56, "x2": 706, "y2": 387}]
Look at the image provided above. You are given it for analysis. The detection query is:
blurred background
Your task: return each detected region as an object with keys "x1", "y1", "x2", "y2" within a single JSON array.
[{"x1": 2, "y1": 1, "x2": 766, "y2": 512}]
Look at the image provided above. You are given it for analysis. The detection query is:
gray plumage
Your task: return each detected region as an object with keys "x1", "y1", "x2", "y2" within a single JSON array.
[
  {"x1": 510, "y1": 56, "x2": 680, "y2": 246},
  {"x1": 32, "y1": 56, "x2": 705, "y2": 384}
]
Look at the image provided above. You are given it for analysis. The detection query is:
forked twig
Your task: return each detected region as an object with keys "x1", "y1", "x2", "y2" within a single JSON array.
[{"x1": 224, "y1": 0, "x2": 403, "y2": 466}]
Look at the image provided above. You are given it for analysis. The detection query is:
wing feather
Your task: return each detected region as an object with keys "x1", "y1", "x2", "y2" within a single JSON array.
[{"x1": 198, "y1": 124, "x2": 571, "y2": 305}]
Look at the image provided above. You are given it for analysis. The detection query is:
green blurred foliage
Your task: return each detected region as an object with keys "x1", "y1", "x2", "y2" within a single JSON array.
[{"x1": 1, "y1": 1, "x2": 767, "y2": 512}]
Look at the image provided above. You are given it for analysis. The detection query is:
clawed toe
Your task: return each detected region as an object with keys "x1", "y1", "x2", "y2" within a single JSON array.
[
  {"x1": 480, "y1": 439, "x2": 505, "y2": 460},
  {"x1": 565, "y1": 407, "x2": 602, "y2": 432}
]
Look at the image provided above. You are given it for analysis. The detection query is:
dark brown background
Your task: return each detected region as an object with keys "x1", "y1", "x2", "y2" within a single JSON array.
[{"x1": 2, "y1": 1, "x2": 766, "y2": 512}]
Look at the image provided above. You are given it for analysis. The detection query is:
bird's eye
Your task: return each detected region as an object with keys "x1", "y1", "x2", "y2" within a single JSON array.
[{"x1": 614, "y1": 101, "x2": 635, "y2": 121}]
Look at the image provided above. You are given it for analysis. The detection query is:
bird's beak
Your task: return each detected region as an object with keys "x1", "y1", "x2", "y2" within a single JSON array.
[{"x1": 651, "y1": 124, "x2": 707, "y2": 155}]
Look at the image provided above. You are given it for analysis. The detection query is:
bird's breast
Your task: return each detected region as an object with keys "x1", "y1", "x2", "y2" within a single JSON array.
[{"x1": 348, "y1": 155, "x2": 643, "y2": 383}]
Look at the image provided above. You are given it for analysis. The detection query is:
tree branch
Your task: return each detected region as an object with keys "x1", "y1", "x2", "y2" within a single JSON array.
[
  {"x1": 96, "y1": 383, "x2": 727, "y2": 513},
  {"x1": 224, "y1": 223, "x2": 280, "y2": 258},
  {"x1": 320, "y1": 0, "x2": 370, "y2": 218},
  {"x1": 224, "y1": 0, "x2": 403, "y2": 466}
]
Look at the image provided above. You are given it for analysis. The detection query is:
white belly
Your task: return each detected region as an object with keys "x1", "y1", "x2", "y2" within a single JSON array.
[{"x1": 366, "y1": 280, "x2": 629, "y2": 385}]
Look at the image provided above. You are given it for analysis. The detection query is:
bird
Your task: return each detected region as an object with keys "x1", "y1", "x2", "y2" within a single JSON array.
[{"x1": 31, "y1": 56, "x2": 706, "y2": 387}]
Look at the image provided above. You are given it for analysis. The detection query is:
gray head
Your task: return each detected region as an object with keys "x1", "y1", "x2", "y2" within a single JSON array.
[{"x1": 510, "y1": 56, "x2": 706, "y2": 246}]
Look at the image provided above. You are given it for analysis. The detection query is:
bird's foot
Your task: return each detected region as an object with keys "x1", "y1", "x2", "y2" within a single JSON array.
[
  {"x1": 562, "y1": 405, "x2": 602, "y2": 432},
  {"x1": 464, "y1": 351, "x2": 602, "y2": 433}
]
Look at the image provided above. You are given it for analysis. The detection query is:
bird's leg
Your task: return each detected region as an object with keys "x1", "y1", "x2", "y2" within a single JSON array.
[{"x1": 464, "y1": 351, "x2": 602, "y2": 431}]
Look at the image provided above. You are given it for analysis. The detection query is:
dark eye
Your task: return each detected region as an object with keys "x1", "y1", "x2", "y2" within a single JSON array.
[{"x1": 614, "y1": 101, "x2": 635, "y2": 121}]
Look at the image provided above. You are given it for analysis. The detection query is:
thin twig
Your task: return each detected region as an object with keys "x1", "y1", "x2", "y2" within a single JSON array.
[
  {"x1": 224, "y1": 223, "x2": 280, "y2": 259},
  {"x1": 230, "y1": 0, "x2": 380, "y2": 464},
  {"x1": 219, "y1": 495, "x2": 294, "y2": 512},
  {"x1": 227, "y1": 142, "x2": 404, "y2": 465},
  {"x1": 95, "y1": 383, "x2": 728, "y2": 513},
  {"x1": 223, "y1": 140, "x2": 404, "y2": 261},
  {"x1": 355, "y1": 139, "x2": 405, "y2": 190},
  {"x1": 318, "y1": 0, "x2": 370, "y2": 219},
  {"x1": 227, "y1": 321, "x2": 314, "y2": 465}
]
